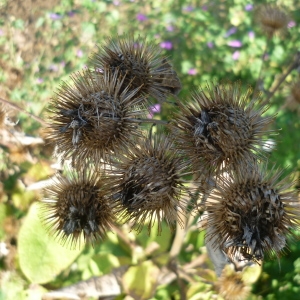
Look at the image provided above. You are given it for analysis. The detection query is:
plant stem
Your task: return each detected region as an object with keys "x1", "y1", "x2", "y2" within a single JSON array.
[
  {"x1": 253, "y1": 37, "x2": 271, "y2": 98},
  {"x1": 261, "y1": 51, "x2": 300, "y2": 106},
  {"x1": 126, "y1": 118, "x2": 168, "y2": 125},
  {"x1": 0, "y1": 97, "x2": 48, "y2": 127}
]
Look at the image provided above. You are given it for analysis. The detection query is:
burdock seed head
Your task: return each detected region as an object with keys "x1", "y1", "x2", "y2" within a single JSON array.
[
  {"x1": 108, "y1": 133, "x2": 192, "y2": 235},
  {"x1": 90, "y1": 34, "x2": 181, "y2": 103},
  {"x1": 204, "y1": 165, "x2": 300, "y2": 262},
  {"x1": 256, "y1": 4, "x2": 289, "y2": 38},
  {"x1": 217, "y1": 265, "x2": 250, "y2": 300},
  {"x1": 170, "y1": 82, "x2": 275, "y2": 176},
  {"x1": 41, "y1": 168, "x2": 115, "y2": 247},
  {"x1": 46, "y1": 68, "x2": 145, "y2": 165}
]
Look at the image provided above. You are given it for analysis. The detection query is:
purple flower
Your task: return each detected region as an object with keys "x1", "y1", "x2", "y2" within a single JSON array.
[
  {"x1": 76, "y1": 49, "x2": 83, "y2": 57},
  {"x1": 113, "y1": 0, "x2": 121, "y2": 5},
  {"x1": 248, "y1": 31, "x2": 255, "y2": 39},
  {"x1": 207, "y1": 41, "x2": 214, "y2": 49},
  {"x1": 160, "y1": 41, "x2": 173, "y2": 50},
  {"x1": 188, "y1": 68, "x2": 197, "y2": 75},
  {"x1": 232, "y1": 51, "x2": 240, "y2": 60},
  {"x1": 147, "y1": 104, "x2": 161, "y2": 119},
  {"x1": 224, "y1": 27, "x2": 237, "y2": 37},
  {"x1": 288, "y1": 21, "x2": 296, "y2": 28},
  {"x1": 60, "y1": 61, "x2": 66, "y2": 67},
  {"x1": 49, "y1": 64, "x2": 59, "y2": 72},
  {"x1": 67, "y1": 10, "x2": 76, "y2": 17},
  {"x1": 227, "y1": 40, "x2": 242, "y2": 48},
  {"x1": 183, "y1": 5, "x2": 194, "y2": 12},
  {"x1": 245, "y1": 4, "x2": 253, "y2": 11},
  {"x1": 0, "y1": 29, "x2": 3, "y2": 36},
  {"x1": 136, "y1": 13, "x2": 147, "y2": 22},
  {"x1": 202, "y1": 5, "x2": 208, "y2": 11},
  {"x1": 49, "y1": 13, "x2": 63, "y2": 20},
  {"x1": 36, "y1": 78, "x2": 44, "y2": 84},
  {"x1": 166, "y1": 25, "x2": 175, "y2": 32}
]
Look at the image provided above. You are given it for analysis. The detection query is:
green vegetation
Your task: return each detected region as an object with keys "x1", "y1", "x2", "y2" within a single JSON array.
[{"x1": 0, "y1": 0, "x2": 299, "y2": 299}]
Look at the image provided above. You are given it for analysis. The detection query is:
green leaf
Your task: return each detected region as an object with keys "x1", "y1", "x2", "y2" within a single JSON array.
[
  {"x1": 122, "y1": 261, "x2": 159, "y2": 300},
  {"x1": 242, "y1": 264, "x2": 262, "y2": 285},
  {"x1": 18, "y1": 202, "x2": 83, "y2": 284}
]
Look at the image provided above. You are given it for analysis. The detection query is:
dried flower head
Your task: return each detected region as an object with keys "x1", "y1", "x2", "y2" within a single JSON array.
[
  {"x1": 109, "y1": 133, "x2": 191, "y2": 234},
  {"x1": 217, "y1": 265, "x2": 251, "y2": 300},
  {"x1": 290, "y1": 81, "x2": 300, "y2": 104},
  {"x1": 170, "y1": 82, "x2": 275, "y2": 176},
  {"x1": 256, "y1": 4, "x2": 289, "y2": 38},
  {"x1": 41, "y1": 168, "x2": 115, "y2": 247},
  {"x1": 90, "y1": 34, "x2": 181, "y2": 103},
  {"x1": 205, "y1": 166, "x2": 300, "y2": 262},
  {"x1": 46, "y1": 68, "x2": 145, "y2": 165}
]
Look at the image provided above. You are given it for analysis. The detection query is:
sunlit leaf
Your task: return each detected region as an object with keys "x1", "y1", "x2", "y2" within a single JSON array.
[{"x1": 18, "y1": 202, "x2": 83, "y2": 284}]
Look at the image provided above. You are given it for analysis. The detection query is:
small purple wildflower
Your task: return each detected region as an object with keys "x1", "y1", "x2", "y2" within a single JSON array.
[
  {"x1": 36, "y1": 78, "x2": 44, "y2": 84},
  {"x1": 166, "y1": 25, "x2": 175, "y2": 32},
  {"x1": 188, "y1": 68, "x2": 197, "y2": 75},
  {"x1": 202, "y1": 5, "x2": 208, "y2": 11},
  {"x1": 248, "y1": 31, "x2": 255, "y2": 39},
  {"x1": 67, "y1": 10, "x2": 76, "y2": 17},
  {"x1": 147, "y1": 104, "x2": 161, "y2": 119},
  {"x1": 207, "y1": 42, "x2": 214, "y2": 49},
  {"x1": 0, "y1": 29, "x2": 3, "y2": 36},
  {"x1": 224, "y1": 27, "x2": 237, "y2": 37},
  {"x1": 49, "y1": 13, "x2": 63, "y2": 20},
  {"x1": 232, "y1": 51, "x2": 240, "y2": 60},
  {"x1": 136, "y1": 13, "x2": 147, "y2": 22},
  {"x1": 227, "y1": 40, "x2": 242, "y2": 48},
  {"x1": 113, "y1": 0, "x2": 121, "y2": 5},
  {"x1": 60, "y1": 61, "x2": 66, "y2": 67},
  {"x1": 76, "y1": 49, "x2": 83, "y2": 58},
  {"x1": 183, "y1": 5, "x2": 194, "y2": 12},
  {"x1": 245, "y1": 4, "x2": 253, "y2": 11},
  {"x1": 288, "y1": 21, "x2": 296, "y2": 28},
  {"x1": 49, "y1": 64, "x2": 59, "y2": 72},
  {"x1": 160, "y1": 41, "x2": 173, "y2": 50}
]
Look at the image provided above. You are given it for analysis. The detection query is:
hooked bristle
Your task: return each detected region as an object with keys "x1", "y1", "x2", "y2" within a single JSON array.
[
  {"x1": 41, "y1": 168, "x2": 115, "y2": 248},
  {"x1": 90, "y1": 34, "x2": 181, "y2": 103},
  {"x1": 108, "y1": 133, "x2": 192, "y2": 235},
  {"x1": 170, "y1": 82, "x2": 275, "y2": 177},
  {"x1": 204, "y1": 165, "x2": 300, "y2": 263}
]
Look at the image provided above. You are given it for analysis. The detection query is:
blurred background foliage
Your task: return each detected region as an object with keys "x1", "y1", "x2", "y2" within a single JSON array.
[{"x1": 0, "y1": 0, "x2": 299, "y2": 299}]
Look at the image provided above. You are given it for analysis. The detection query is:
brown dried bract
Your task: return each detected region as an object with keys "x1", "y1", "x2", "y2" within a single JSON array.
[
  {"x1": 170, "y1": 82, "x2": 275, "y2": 177},
  {"x1": 204, "y1": 165, "x2": 300, "y2": 262},
  {"x1": 108, "y1": 133, "x2": 192, "y2": 235},
  {"x1": 46, "y1": 68, "x2": 146, "y2": 166},
  {"x1": 256, "y1": 4, "x2": 289, "y2": 38},
  {"x1": 90, "y1": 34, "x2": 181, "y2": 103},
  {"x1": 41, "y1": 168, "x2": 115, "y2": 247}
]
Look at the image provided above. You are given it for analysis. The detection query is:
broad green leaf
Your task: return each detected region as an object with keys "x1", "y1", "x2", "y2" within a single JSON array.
[
  {"x1": 122, "y1": 261, "x2": 159, "y2": 300},
  {"x1": 242, "y1": 264, "x2": 262, "y2": 285},
  {"x1": 18, "y1": 202, "x2": 83, "y2": 284}
]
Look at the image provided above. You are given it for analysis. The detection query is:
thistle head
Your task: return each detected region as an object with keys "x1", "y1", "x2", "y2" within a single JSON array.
[
  {"x1": 41, "y1": 168, "x2": 115, "y2": 247},
  {"x1": 90, "y1": 34, "x2": 181, "y2": 103},
  {"x1": 108, "y1": 133, "x2": 192, "y2": 234},
  {"x1": 46, "y1": 68, "x2": 145, "y2": 166},
  {"x1": 204, "y1": 165, "x2": 300, "y2": 262},
  {"x1": 256, "y1": 4, "x2": 289, "y2": 38},
  {"x1": 170, "y1": 82, "x2": 275, "y2": 177},
  {"x1": 217, "y1": 265, "x2": 251, "y2": 300}
]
